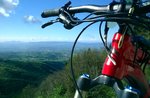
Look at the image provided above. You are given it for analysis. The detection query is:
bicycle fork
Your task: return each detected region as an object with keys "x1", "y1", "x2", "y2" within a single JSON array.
[{"x1": 74, "y1": 74, "x2": 140, "y2": 98}]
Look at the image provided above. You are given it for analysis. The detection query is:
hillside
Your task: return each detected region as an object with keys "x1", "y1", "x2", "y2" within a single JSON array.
[
  {"x1": 0, "y1": 41, "x2": 103, "y2": 98},
  {"x1": 0, "y1": 58, "x2": 65, "y2": 98}
]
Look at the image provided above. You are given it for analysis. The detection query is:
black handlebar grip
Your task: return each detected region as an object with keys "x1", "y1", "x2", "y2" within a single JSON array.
[{"x1": 41, "y1": 8, "x2": 60, "y2": 18}]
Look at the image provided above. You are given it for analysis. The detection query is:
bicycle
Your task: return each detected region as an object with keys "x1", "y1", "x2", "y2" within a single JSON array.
[{"x1": 41, "y1": 0, "x2": 150, "y2": 98}]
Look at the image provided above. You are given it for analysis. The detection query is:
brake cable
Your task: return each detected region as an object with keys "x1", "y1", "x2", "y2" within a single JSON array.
[{"x1": 70, "y1": 21, "x2": 99, "y2": 98}]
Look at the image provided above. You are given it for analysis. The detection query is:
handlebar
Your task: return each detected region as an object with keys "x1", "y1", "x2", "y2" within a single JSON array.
[
  {"x1": 41, "y1": 1, "x2": 150, "y2": 29},
  {"x1": 41, "y1": 1, "x2": 150, "y2": 18},
  {"x1": 41, "y1": 4, "x2": 127, "y2": 18}
]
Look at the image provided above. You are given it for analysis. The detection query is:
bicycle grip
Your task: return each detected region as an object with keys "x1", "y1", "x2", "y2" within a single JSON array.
[{"x1": 41, "y1": 8, "x2": 60, "y2": 18}]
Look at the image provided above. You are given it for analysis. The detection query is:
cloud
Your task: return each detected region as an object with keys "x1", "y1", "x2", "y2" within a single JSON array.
[
  {"x1": 24, "y1": 15, "x2": 41, "y2": 23},
  {"x1": 0, "y1": 0, "x2": 19, "y2": 17}
]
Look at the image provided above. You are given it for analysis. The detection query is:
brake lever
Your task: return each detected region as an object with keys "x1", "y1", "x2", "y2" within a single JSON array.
[
  {"x1": 41, "y1": 19, "x2": 60, "y2": 28},
  {"x1": 62, "y1": 1, "x2": 71, "y2": 10}
]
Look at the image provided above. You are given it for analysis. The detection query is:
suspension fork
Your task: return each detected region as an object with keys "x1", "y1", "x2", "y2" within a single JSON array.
[{"x1": 74, "y1": 74, "x2": 140, "y2": 98}]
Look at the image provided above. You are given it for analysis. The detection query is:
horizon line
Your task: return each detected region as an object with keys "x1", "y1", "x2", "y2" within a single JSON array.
[{"x1": 0, "y1": 40, "x2": 104, "y2": 43}]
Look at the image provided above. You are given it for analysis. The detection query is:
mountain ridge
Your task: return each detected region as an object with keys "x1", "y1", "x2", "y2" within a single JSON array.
[{"x1": 0, "y1": 41, "x2": 103, "y2": 52}]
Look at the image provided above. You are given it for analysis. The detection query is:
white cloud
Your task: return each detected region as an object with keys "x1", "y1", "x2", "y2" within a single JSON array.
[
  {"x1": 24, "y1": 15, "x2": 41, "y2": 23},
  {"x1": 0, "y1": 7, "x2": 9, "y2": 17},
  {"x1": 0, "y1": 0, "x2": 19, "y2": 17}
]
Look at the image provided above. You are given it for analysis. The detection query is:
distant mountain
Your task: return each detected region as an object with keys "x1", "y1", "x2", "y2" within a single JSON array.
[{"x1": 0, "y1": 41, "x2": 103, "y2": 52}]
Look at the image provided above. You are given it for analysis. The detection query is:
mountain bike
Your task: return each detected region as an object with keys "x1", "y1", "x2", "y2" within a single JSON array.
[{"x1": 41, "y1": 0, "x2": 150, "y2": 98}]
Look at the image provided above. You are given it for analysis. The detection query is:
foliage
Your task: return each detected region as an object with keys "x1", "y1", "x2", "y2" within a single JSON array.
[
  {"x1": 0, "y1": 58, "x2": 64, "y2": 98},
  {"x1": 71, "y1": 48, "x2": 106, "y2": 78},
  {"x1": 134, "y1": 19, "x2": 150, "y2": 40},
  {"x1": 18, "y1": 49, "x2": 118, "y2": 98}
]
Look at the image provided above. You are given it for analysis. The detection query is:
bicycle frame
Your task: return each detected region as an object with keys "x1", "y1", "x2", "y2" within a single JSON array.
[
  {"x1": 102, "y1": 30, "x2": 150, "y2": 97},
  {"x1": 75, "y1": 27, "x2": 150, "y2": 98}
]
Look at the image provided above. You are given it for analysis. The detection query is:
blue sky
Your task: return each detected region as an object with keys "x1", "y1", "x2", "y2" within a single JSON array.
[{"x1": 0, "y1": 0, "x2": 117, "y2": 42}]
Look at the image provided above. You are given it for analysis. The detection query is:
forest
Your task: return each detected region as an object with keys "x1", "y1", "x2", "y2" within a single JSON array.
[{"x1": 0, "y1": 52, "x2": 65, "y2": 98}]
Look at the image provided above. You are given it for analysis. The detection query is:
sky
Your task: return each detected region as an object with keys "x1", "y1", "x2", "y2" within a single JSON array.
[{"x1": 0, "y1": 0, "x2": 117, "y2": 42}]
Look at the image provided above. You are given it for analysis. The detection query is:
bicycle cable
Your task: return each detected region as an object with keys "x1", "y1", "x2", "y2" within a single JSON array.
[{"x1": 70, "y1": 21, "x2": 99, "y2": 98}]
